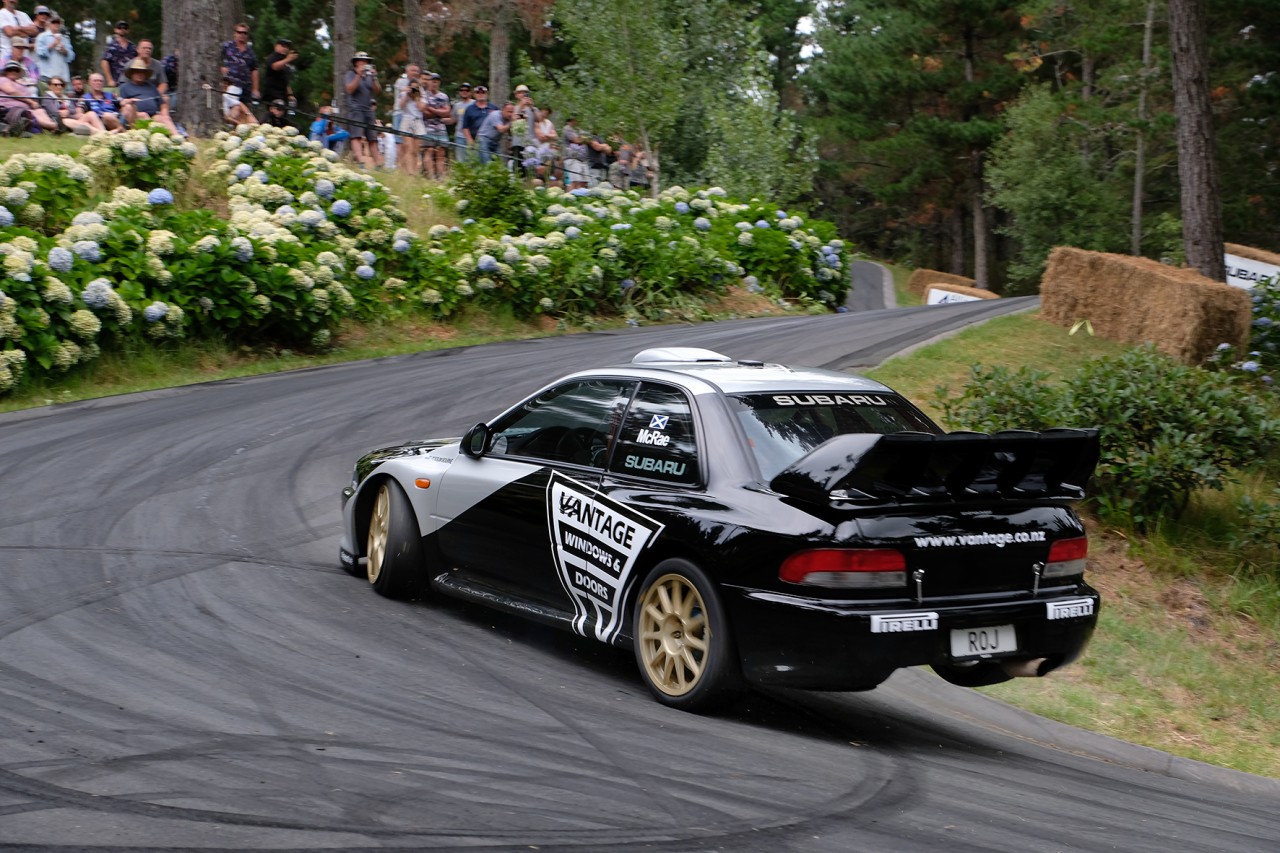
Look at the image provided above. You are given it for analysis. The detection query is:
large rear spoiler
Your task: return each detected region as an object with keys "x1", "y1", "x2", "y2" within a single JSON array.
[{"x1": 769, "y1": 428, "x2": 1100, "y2": 504}]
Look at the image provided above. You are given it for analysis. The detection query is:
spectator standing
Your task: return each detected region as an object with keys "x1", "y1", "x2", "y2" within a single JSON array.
[
  {"x1": 30, "y1": 4, "x2": 47, "y2": 33},
  {"x1": 80, "y1": 72, "x2": 120, "y2": 130},
  {"x1": 262, "y1": 37, "x2": 295, "y2": 105},
  {"x1": 119, "y1": 58, "x2": 179, "y2": 134},
  {"x1": 461, "y1": 84, "x2": 496, "y2": 159},
  {"x1": 420, "y1": 72, "x2": 450, "y2": 179},
  {"x1": 220, "y1": 22, "x2": 258, "y2": 103},
  {"x1": 343, "y1": 50, "x2": 381, "y2": 168},
  {"x1": 99, "y1": 20, "x2": 135, "y2": 89},
  {"x1": 0, "y1": 0, "x2": 35, "y2": 59},
  {"x1": 586, "y1": 133, "x2": 612, "y2": 186},
  {"x1": 391, "y1": 63, "x2": 418, "y2": 133},
  {"x1": 562, "y1": 117, "x2": 589, "y2": 189},
  {"x1": 396, "y1": 75, "x2": 425, "y2": 176},
  {"x1": 476, "y1": 100, "x2": 513, "y2": 165},
  {"x1": 510, "y1": 84, "x2": 536, "y2": 172},
  {"x1": 33, "y1": 13, "x2": 72, "y2": 85},
  {"x1": 533, "y1": 107, "x2": 557, "y2": 182},
  {"x1": 449, "y1": 83, "x2": 472, "y2": 161}
]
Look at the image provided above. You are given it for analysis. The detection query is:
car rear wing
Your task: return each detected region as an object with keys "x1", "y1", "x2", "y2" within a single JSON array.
[{"x1": 769, "y1": 428, "x2": 1100, "y2": 504}]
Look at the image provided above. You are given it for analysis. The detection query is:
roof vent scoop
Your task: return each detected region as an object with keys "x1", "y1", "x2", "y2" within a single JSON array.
[{"x1": 631, "y1": 347, "x2": 733, "y2": 364}]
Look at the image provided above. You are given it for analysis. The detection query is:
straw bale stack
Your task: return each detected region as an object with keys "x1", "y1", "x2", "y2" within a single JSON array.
[
  {"x1": 907, "y1": 268, "x2": 976, "y2": 298},
  {"x1": 1040, "y1": 247, "x2": 1251, "y2": 364}
]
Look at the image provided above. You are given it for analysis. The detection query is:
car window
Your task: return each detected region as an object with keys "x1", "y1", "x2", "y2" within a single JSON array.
[
  {"x1": 608, "y1": 382, "x2": 700, "y2": 485},
  {"x1": 489, "y1": 379, "x2": 635, "y2": 468},
  {"x1": 729, "y1": 392, "x2": 939, "y2": 480}
]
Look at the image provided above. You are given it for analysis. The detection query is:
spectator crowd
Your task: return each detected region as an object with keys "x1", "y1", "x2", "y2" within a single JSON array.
[{"x1": 0, "y1": 5, "x2": 656, "y2": 188}]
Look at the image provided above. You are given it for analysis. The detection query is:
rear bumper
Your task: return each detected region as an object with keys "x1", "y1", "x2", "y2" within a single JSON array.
[{"x1": 724, "y1": 584, "x2": 1099, "y2": 690}]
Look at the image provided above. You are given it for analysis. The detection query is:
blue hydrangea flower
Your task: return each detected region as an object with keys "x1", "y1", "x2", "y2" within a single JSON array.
[
  {"x1": 47, "y1": 247, "x2": 74, "y2": 272},
  {"x1": 755, "y1": 220, "x2": 770, "y2": 229},
  {"x1": 790, "y1": 240, "x2": 802, "y2": 250},
  {"x1": 477, "y1": 254, "x2": 499, "y2": 273},
  {"x1": 234, "y1": 163, "x2": 253, "y2": 180},
  {"x1": 0, "y1": 288, "x2": 6, "y2": 308},
  {"x1": 1241, "y1": 361, "x2": 1260, "y2": 372},
  {"x1": 610, "y1": 223, "x2": 631, "y2": 231},
  {"x1": 1254, "y1": 317, "x2": 1274, "y2": 328},
  {"x1": 694, "y1": 217, "x2": 711, "y2": 231},
  {"x1": 147, "y1": 188, "x2": 174, "y2": 205},
  {"x1": 393, "y1": 239, "x2": 411, "y2": 253},
  {"x1": 231, "y1": 236, "x2": 253, "y2": 262},
  {"x1": 776, "y1": 210, "x2": 787, "y2": 219},
  {"x1": 571, "y1": 188, "x2": 591, "y2": 197},
  {"x1": 360, "y1": 251, "x2": 376, "y2": 265},
  {"x1": 81, "y1": 279, "x2": 112, "y2": 308},
  {"x1": 315, "y1": 179, "x2": 336, "y2": 199},
  {"x1": 674, "y1": 201, "x2": 690, "y2": 214},
  {"x1": 565, "y1": 226, "x2": 582, "y2": 239},
  {"x1": 355, "y1": 265, "x2": 375, "y2": 280},
  {"x1": 143, "y1": 301, "x2": 169, "y2": 322},
  {"x1": 735, "y1": 221, "x2": 753, "y2": 231},
  {"x1": 275, "y1": 204, "x2": 297, "y2": 217},
  {"x1": 463, "y1": 218, "x2": 476, "y2": 226},
  {"x1": 73, "y1": 241, "x2": 102, "y2": 262},
  {"x1": 0, "y1": 206, "x2": 11, "y2": 228},
  {"x1": 620, "y1": 278, "x2": 635, "y2": 292},
  {"x1": 331, "y1": 199, "x2": 352, "y2": 217},
  {"x1": 1216, "y1": 342, "x2": 1232, "y2": 351},
  {"x1": 298, "y1": 209, "x2": 325, "y2": 228}
]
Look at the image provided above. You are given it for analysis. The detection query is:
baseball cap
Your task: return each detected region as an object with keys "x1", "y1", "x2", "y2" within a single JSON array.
[
  {"x1": 277, "y1": 37, "x2": 293, "y2": 47},
  {"x1": 115, "y1": 20, "x2": 129, "y2": 29},
  {"x1": 270, "y1": 99, "x2": 286, "y2": 108},
  {"x1": 458, "y1": 82, "x2": 471, "y2": 90},
  {"x1": 33, "y1": 5, "x2": 51, "y2": 15},
  {"x1": 474, "y1": 85, "x2": 488, "y2": 93},
  {"x1": 513, "y1": 84, "x2": 530, "y2": 94},
  {"x1": 426, "y1": 72, "x2": 440, "y2": 80}
]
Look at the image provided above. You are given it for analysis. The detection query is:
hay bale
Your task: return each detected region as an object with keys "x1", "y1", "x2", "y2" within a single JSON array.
[
  {"x1": 1224, "y1": 242, "x2": 1280, "y2": 267},
  {"x1": 907, "y1": 268, "x2": 975, "y2": 298},
  {"x1": 925, "y1": 283, "x2": 999, "y2": 303},
  {"x1": 1041, "y1": 247, "x2": 1251, "y2": 365}
]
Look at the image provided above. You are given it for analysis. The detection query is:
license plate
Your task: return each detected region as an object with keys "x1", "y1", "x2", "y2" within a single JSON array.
[{"x1": 950, "y1": 624, "x2": 1017, "y2": 659}]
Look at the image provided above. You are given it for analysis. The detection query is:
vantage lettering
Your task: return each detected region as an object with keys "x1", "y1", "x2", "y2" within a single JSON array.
[
  {"x1": 624, "y1": 455, "x2": 686, "y2": 476},
  {"x1": 557, "y1": 493, "x2": 637, "y2": 548}
]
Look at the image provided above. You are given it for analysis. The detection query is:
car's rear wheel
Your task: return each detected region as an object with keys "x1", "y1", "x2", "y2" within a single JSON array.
[
  {"x1": 931, "y1": 660, "x2": 1013, "y2": 688},
  {"x1": 633, "y1": 559, "x2": 742, "y2": 711},
  {"x1": 365, "y1": 479, "x2": 424, "y2": 599}
]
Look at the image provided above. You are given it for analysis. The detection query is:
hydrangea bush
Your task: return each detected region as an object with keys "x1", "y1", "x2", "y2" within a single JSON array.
[{"x1": 0, "y1": 123, "x2": 853, "y2": 395}]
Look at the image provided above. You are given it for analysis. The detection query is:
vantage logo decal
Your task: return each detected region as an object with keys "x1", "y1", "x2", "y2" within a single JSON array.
[{"x1": 547, "y1": 471, "x2": 664, "y2": 643}]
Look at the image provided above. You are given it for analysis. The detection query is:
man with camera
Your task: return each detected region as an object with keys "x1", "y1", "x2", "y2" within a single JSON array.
[
  {"x1": 396, "y1": 72, "x2": 426, "y2": 176},
  {"x1": 263, "y1": 37, "x2": 297, "y2": 107},
  {"x1": 343, "y1": 50, "x2": 382, "y2": 169}
]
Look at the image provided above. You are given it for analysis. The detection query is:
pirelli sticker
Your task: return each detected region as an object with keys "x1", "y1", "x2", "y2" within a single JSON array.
[
  {"x1": 547, "y1": 471, "x2": 664, "y2": 644},
  {"x1": 1047, "y1": 598, "x2": 1095, "y2": 620},
  {"x1": 870, "y1": 612, "x2": 939, "y2": 633}
]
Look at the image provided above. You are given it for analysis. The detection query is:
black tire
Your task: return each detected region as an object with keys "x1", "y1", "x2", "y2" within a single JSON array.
[
  {"x1": 364, "y1": 479, "x2": 424, "y2": 599},
  {"x1": 632, "y1": 559, "x2": 743, "y2": 711},
  {"x1": 931, "y1": 661, "x2": 1013, "y2": 688}
]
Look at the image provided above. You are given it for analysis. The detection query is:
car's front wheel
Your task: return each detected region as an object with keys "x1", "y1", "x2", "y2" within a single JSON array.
[
  {"x1": 632, "y1": 559, "x2": 742, "y2": 711},
  {"x1": 365, "y1": 479, "x2": 424, "y2": 599}
]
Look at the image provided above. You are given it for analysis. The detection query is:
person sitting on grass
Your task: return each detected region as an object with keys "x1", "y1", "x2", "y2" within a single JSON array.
[
  {"x1": 220, "y1": 75, "x2": 256, "y2": 126},
  {"x1": 42, "y1": 75, "x2": 102, "y2": 134},
  {"x1": 0, "y1": 60, "x2": 53, "y2": 133},
  {"x1": 80, "y1": 72, "x2": 121, "y2": 131},
  {"x1": 118, "y1": 57, "x2": 179, "y2": 134}
]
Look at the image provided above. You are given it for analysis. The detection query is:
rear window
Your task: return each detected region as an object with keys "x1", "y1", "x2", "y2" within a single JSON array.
[{"x1": 729, "y1": 392, "x2": 939, "y2": 480}]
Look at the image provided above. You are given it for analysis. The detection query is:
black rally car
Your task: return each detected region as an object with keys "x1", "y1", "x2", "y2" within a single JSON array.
[{"x1": 340, "y1": 347, "x2": 1100, "y2": 710}]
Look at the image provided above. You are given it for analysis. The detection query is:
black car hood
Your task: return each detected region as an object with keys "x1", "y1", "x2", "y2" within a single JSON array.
[{"x1": 769, "y1": 428, "x2": 1100, "y2": 505}]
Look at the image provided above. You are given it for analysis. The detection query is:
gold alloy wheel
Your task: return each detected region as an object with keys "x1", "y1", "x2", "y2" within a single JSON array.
[
  {"x1": 638, "y1": 573, "x2": 709, "y2": 696},
  {"x1": 366, "y1": 484, "x2": 390, "y2": 584}
]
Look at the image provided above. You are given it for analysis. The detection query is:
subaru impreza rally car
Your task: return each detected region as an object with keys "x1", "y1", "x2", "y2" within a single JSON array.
[{"x1": 340, "y1": 347, "x2": 1101, "y2": 710}]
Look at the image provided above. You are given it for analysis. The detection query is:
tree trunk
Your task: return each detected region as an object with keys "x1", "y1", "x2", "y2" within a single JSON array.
[
  {"x1": 488, "y1": 1, "x2": 512, "y2": 100},
  {"x1": 404, "y1": 0, "x2": 427, "y2": 69},
  {"x1": 170, "y1": 0, "x2": 225, "y2": 136},
  {"x1": 1131, "y1": 0, "x2": 1156, "y2": 256},
  {"x1": 332, "y1": 0, "x2": 355, "y2": 107},
  {"x1": 161, "y1": 7, "x2": 179, "y2": 55},
  {"x1": 948, "y1": 204, "x2": 966, "y2": 275},
  {"x1": 970, "y1": 149, "x2": 989, "y2": 289},
  {"x1": 1169, "y1": 0, "x2": 1225, "y2": 281}
]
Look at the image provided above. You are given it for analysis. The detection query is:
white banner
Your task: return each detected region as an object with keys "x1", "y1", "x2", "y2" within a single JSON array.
[
  {"x1": 1225, "y1": 253, "x2": 1280, "y2": 291},
  {"x1": 926, "y1": 287, "x2": 983, "y2": 305}
]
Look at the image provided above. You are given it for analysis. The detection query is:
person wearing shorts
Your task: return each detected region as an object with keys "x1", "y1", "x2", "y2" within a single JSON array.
[
  {"x1": 419, "y1": 72, "x2": 450, "y2": 179},
  {"x1": 343, "y1": 51, "x2": 381, "y2": 168},
  {"x1": 397, "y1": 78, "x2": 426, "y2": 175}
]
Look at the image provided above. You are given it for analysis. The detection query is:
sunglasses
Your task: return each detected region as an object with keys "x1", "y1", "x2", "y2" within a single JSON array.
[{"x1": 49, "y1": 81, "x2": 64, "y2": 87}]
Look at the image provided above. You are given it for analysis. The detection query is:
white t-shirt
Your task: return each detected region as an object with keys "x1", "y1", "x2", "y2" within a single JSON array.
[{"x1": 0, "y1": 9, "x2": 33, "y2": 57}]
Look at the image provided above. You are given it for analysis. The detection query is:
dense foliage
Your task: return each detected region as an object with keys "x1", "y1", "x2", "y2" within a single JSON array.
[
  {"x1": 938, "y1": 345, "x2": 1280, "y2": 528},
  {"x1": 0, "y1": 126, "x2": 847, "y2": 396}
]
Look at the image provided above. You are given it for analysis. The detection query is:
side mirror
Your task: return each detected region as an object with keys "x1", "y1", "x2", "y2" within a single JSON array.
[{"x1": 461, "y1": 422, "x2": 490, "y2": 458}]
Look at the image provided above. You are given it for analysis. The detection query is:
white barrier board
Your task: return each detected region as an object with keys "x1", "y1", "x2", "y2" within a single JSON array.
[
  {"x1": 1225, "y1": 253, "x2": 1279, "y2": 290},
  {"x1": 926, "y1": 287, "x2": 984, "y2": 305}
]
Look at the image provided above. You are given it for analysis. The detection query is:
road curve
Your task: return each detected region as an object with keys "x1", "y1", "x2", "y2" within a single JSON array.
[{"x1": 1, "y1": 300, "x2": 1276, "y2": 851}]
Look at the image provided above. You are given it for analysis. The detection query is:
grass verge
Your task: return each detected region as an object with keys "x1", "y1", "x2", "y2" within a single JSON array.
[{"x1": 867, "y1": 311, "x2": 1280, "y2": 780}]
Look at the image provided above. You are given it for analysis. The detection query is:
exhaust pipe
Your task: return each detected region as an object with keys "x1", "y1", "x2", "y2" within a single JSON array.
[{"x1": 1001, "y1": 657, "x2": 1050, "y2": 678}]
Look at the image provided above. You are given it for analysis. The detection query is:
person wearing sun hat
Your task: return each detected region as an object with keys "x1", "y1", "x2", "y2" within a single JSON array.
[
  {"x1": 118, "y1": 56, "x2": 179, "y2": 135},
  {"x1": 343, "y1": 50, "x2": 382, "y2": 168},
  {"x1": 0, "y1": 59, "x2": 55, "y2": 133}
]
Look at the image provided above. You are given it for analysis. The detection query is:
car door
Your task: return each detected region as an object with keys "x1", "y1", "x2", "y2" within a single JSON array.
[{"x1": 433, "y1": 378, "x2": 637, "y2": 613}]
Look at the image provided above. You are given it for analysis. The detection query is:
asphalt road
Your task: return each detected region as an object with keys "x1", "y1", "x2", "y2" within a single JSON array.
[{"x1": 1, "y1": 300, "x2": 1277, "y2": 851}]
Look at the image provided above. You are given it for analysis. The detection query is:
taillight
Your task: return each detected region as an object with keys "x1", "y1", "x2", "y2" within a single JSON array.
[
  {"x1": 1044, "y1": 536, "x2": 1088, "y2": 578},
  {"x1": 780, "y1": 548, "x2": 907, "y2": 588}
]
